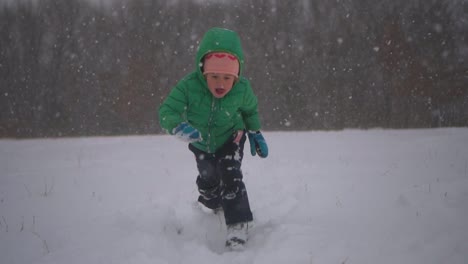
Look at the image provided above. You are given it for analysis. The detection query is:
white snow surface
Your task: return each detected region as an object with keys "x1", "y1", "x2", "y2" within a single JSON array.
[{"x1": 1, "y1": 128, "x2": 468, "y2": 264}]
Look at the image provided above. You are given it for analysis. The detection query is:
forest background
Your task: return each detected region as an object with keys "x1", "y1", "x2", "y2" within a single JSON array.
[{"x1": 1, "y1": 0, "x2": 467, "y2": 138}]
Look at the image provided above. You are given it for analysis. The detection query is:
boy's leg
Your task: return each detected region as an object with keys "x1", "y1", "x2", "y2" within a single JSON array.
[
  {"x1": 216, "y1": 130, "x2": 253, "y2": 225},
  {"x1": 189, "y1": 144, "x2": 222, "y2": 210}
]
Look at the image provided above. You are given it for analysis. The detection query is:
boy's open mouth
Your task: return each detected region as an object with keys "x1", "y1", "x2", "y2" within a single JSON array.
[{"x1": 215, "y1": 88, "x2": 225, "y2": 95}]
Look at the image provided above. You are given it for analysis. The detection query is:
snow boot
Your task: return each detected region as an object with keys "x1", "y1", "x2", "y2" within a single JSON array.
[{"x1": 225, "y1": 222, "x2": 249, "y2": 250}]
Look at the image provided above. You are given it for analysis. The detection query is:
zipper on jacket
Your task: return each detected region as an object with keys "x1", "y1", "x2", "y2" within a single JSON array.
[{"x1": 206, "y1": 98, "x2": 216, "y2": 153}]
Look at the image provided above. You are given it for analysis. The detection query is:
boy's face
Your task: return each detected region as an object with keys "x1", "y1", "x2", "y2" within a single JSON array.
[{"x1": 205, "y1": 73, "x2": 236, "y2": 98}]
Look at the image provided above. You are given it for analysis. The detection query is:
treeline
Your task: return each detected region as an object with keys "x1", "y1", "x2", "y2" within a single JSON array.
[{"x1": 0, "y1": 0, "x2": 467, "y2": 137}]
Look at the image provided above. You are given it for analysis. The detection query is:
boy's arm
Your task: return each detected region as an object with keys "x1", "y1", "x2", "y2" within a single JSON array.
[
  {"x1": 240, "y1": 80, "x2": 268, "y2": 158},
  {"x1": 158, "y1": 82, "x2": 187, "y2": 134},
  {"x1": 240, "y1": 80, "x2": 261, "y2": 131}
]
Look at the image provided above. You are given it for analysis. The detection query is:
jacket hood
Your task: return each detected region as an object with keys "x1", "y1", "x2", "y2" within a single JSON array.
[{"x1": 195, "y1": 27, "x2": 244, "y2": 80}]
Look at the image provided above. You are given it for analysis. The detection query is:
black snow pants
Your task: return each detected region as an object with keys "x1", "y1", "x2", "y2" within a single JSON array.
[{"x1": 188, "y1": 130, "x2": 253, "y2": 226}]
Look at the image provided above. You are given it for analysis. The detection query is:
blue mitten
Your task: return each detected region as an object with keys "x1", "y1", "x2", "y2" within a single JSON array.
[
  {"x1": 248, "y1": 131, "x2": 268, "y2": 158},
  {"x1": 172, "y1": 122, "x2": 202, "y2": 143}
]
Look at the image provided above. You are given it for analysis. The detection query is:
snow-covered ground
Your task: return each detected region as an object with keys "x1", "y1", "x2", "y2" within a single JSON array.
[{"x1": 1, "y1": 128, "x2": 467, "y2": 264}]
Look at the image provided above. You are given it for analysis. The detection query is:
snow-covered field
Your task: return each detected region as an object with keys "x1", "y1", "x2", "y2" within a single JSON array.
[{"x1": 1, "y1": 128, "x2": 467, "y2": 264}]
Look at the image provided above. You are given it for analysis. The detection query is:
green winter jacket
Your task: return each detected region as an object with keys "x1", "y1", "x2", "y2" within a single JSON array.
[{"x1": 158, "y1": 27, "x2": 261, "y2": 153}]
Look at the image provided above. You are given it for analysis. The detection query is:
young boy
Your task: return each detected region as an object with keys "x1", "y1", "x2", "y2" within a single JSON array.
[{"x1": 158, "y1": 27, "x2": 268, "y2": 249}]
